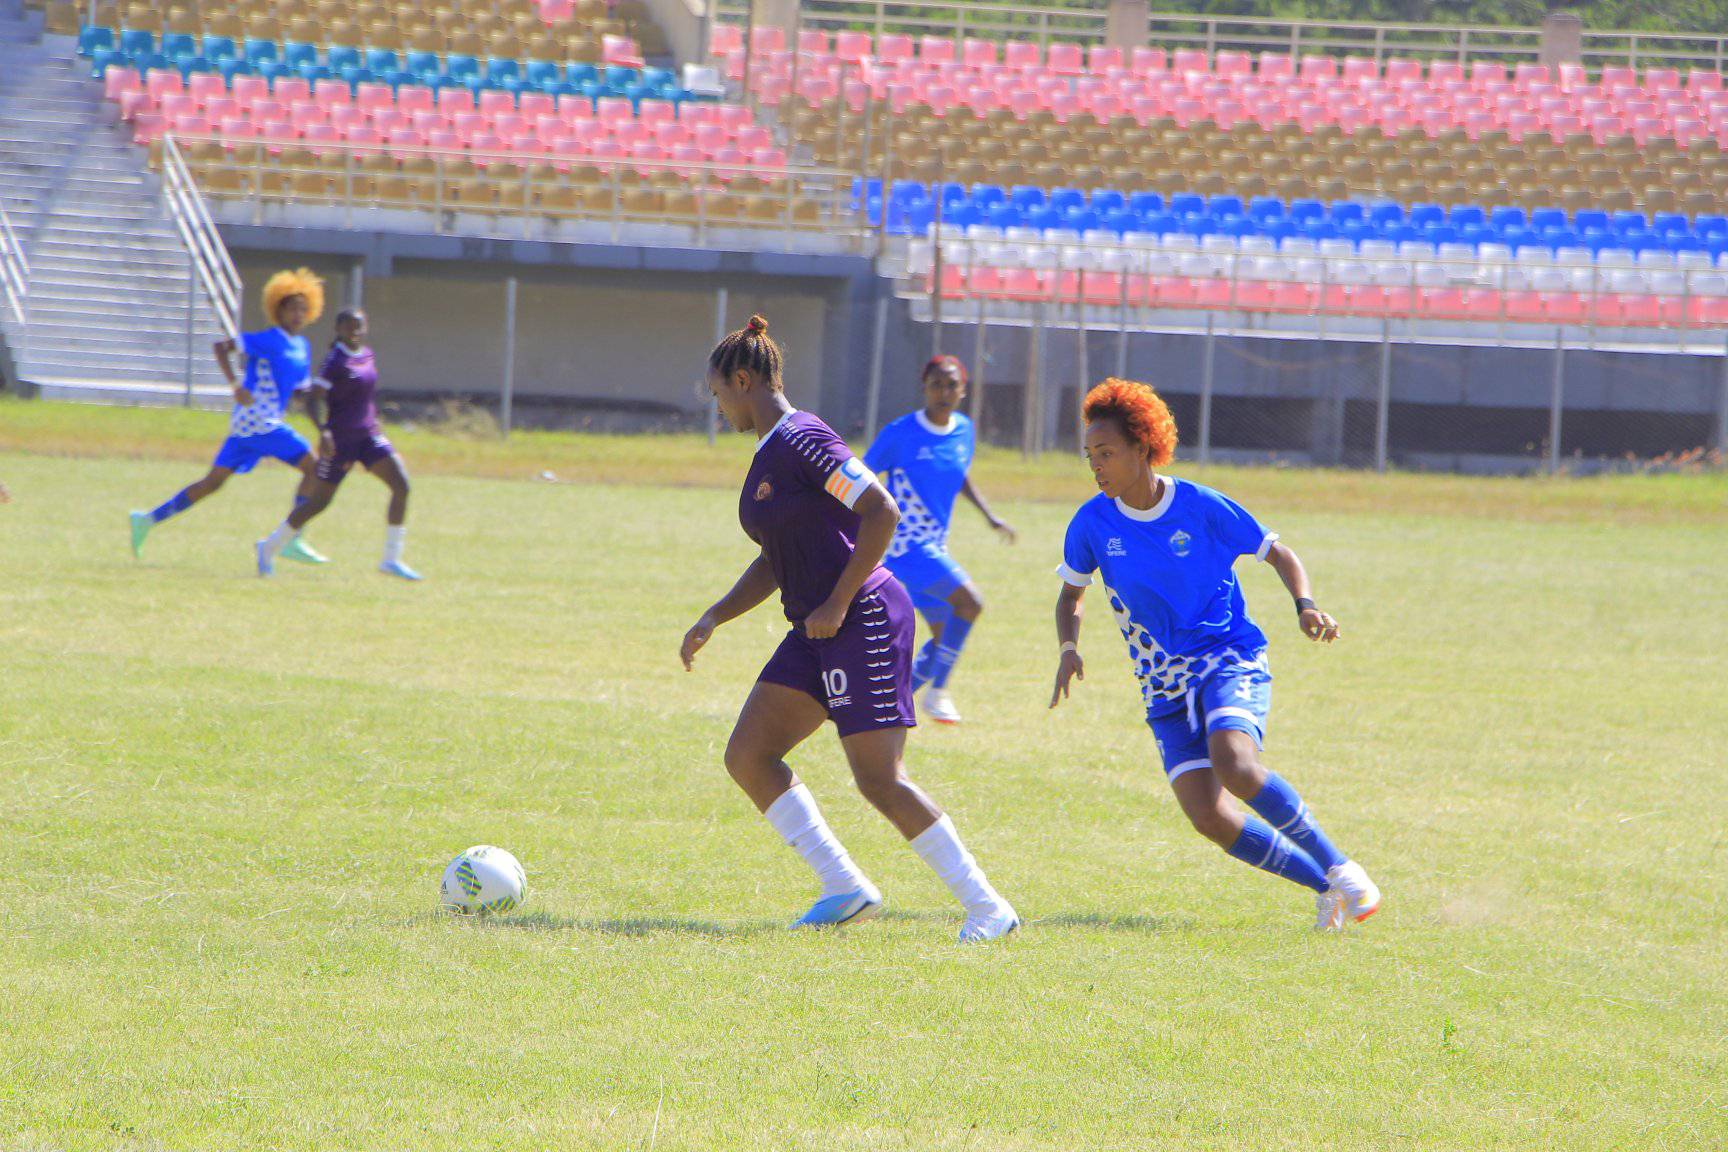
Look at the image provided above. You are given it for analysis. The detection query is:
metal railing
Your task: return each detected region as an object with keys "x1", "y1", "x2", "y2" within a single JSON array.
[
  {"x1": 161, "y1": 135, "x2": 241, "y2": 343},
  {"x1": 166, "y1": 135, "x2": 877, "y2": 252},
  {"x1": 0, "y1": 200, "x2": 28, "y2": 329},
  {"x1": 714, "y1": 0, "x2": 1728, "y2": 72}
]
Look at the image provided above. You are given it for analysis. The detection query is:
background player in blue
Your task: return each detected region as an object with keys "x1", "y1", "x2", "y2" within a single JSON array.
[
  {"x1": 128, "y1": 268, "x2": 328, "y2": 569},
  {"x1": 679, "y1": 315, "x2": 1017, "y2": 943},
  {"x1": 1048, "y1": 378, "x2": 1381, "y2": 931},
  {"x1": 863, "y1": 355, "x2": 1016, "y2": 725}
]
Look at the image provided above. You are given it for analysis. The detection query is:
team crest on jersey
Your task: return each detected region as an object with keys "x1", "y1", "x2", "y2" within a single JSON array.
[
  {"x1": 754, "y1": 477, "x2": 774, "y2": 501},
  {"x1": 1169, "y1": 529, "x2": 1192, "y2": 557},
  {"x1": 1105, "y1": 537, "x2": 1127, "y2": 557}
]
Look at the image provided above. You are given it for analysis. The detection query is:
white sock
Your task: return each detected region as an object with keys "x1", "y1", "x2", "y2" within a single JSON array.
[
  {"x1": 763, "y1": 783, "x2": 869, "y2": 897},
  {"x1": 261, "y1": 520, "x2": 295, "y2": 559},
  {"x1": 910, "y1": 813, "x2": 1006, "y2": 916},
  {"x1": 383, "y1": 525, "x2": 406, "y2": 564}
]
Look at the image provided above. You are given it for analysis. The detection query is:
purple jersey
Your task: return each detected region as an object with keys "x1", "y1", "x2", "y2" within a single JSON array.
[
  {"x1": 741, "y1": 410, "x2": 890, "y2": 623},
  {"x1": 314, "y1": 344, "x2": 381, "y2": 439}
]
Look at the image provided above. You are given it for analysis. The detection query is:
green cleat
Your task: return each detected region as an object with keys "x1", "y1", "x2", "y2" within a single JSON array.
[
  {"x1": 280, "y1": 536, "x2": 330, "y2": 564},
  {"x1": 129, "y1": 511, "x2": 152, "y2": 558}
]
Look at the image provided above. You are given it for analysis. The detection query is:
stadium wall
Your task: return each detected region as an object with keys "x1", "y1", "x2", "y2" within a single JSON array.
[{"x1": 222, "y1": 225, "x2": 880, "y2": 430}]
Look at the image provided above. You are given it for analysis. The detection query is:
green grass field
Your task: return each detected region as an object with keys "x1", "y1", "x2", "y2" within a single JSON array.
[{"x1": 2, "y1": 399, "x2": 1725, "y2": 1151}]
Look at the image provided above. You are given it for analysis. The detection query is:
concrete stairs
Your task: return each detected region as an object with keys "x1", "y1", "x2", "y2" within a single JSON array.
[{"x1": 0, "y1": 0, "x2": 230, "y2": 404}]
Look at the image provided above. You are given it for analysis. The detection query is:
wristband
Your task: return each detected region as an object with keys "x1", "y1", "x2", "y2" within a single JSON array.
[
  {"x1": 1294, "y1": 597, "x2": 1316, "y2": 616},
  {"x1": 1060, "y1": 641, "x2": 1078, "y2": 654}
]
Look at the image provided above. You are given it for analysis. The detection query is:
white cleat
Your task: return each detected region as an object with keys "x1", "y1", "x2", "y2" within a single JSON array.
[
  {"x1": 255, "y1": 540, "x2": 275, "y2": 578},
  {"x1": 958, "y1": 902, "x2": 1019, "y2": 944},
  {"x1": 1326, "y1": 861, "x2": 1382, "y2": 923},
  {"x1": 1314, "y1": 887, "x2": 1347, "y2": 932},
  {"x1": 922, "y1": 686, "x2": 962, "y2": 725}
]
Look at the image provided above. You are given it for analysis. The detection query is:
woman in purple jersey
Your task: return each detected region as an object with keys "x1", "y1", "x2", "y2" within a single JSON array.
[
  {"x1": 255, "y1": 309, "x2": 420, "y2": 581},
  {"x1": 679, "y1": 315, "x2": 1017, "y2": 942}
]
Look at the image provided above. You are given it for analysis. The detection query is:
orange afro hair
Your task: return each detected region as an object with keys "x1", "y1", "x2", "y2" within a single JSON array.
[
  {"x1": 261, "y1": 267, "x2": 325, "y2": 326},
  {"x1": 1083, "y1": 378, "x2": 1179, "y2": 468}
]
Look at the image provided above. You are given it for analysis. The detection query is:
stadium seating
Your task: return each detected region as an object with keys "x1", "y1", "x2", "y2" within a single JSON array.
[
  {"x1": 38, "y1": 0, "x2": 666, "y2": 64},
  {"x1": 734, "y1": 36, "x2": 1728, "y2": 218}
]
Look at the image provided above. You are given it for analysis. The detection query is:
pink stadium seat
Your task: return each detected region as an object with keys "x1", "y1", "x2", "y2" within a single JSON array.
[
  {"x1": 1257, "y1": 53, "x2": 1294, "y2": 80},
  {"x1": 103, "y1": 66, "x2": 142, "y2": 101},
  {"x1": 275, "y1": 78, "x2": 311, "y2": 105},
  {"x1": 354, "y1": 82, "x2": 392, "y2": 111},
  {"x1": 1646, "y1": 67, "x2": 1680, "y2": 90},
  {"x1": 1428, "y1": 60, "x2": 1464, "y2": 86},
  {"x1": 187, "y1": 73, "x2": 225, "y2": 101},
  {"x1": 1340, "y1": 57, "x2": 1377, "y2": 82},
  {"x1": 1175, "y1": 49, "x2": 1211, "y2": 75},
  {"x1": 1299, "y1": 55, "x2": 1338, "y2": 80},
  {"x1": 920, "y1": 36, "x2": 956, "y2": 64},
  {"x1": 1089, "y1": 45, "x2": 1122, "y2": 73},
  {"x1": 597, "y1": 96, "x2": 634, "y2": 123},
  {"x1": 1218, "y1": 51, "x2": 1255, "y2": 77},
  {"x1": 1130, "y1": 46, "x2": 1166, "y2": 74},
  {"x1": 1047, "y1": 42, "x2": 1083, "y2": 76},
  {"x1": 556, "y1": 93, "x2": 593, "y2": 121},
  {"x1": 797, "y1": 29, "x2": 829, "y2": 55},
  {"x1": 478, "y1": 90, "x2": 516, "y2": 116},
  {"x1": 397, "y1": 86, "x2": 434, "y2": 114},
  {"x1": 834, "y1": 31, "x2": 871, "y2": 62},
  {"x1": 1687, "y1": 69, "x2": 1723, "y2": 93},
  {"x1": 1383, "y1": 57, "x2": 1422, "y2": 83},
  {"x1": 303, "y1": 123, "x2": 339, "y2": 147},
  {"x1": 145, "y1": 69, "x2": 183, "y2": 99},
  {"x1": 1004, "y1": 41, "x2": 1040, "y2": 70},
  {"x1": 519, "y1": 92, "x2": 554, "y2": 119},
  {"x1": 309, "y1": 78, "x2": 348, "y2": 107},
  {"x1": 117, "y1": 90, "x2": 149, "y2": 119},
  {"x1": 878, "y1": 33, "x2": 913, "y2": 61},
  {"x1": 370, "y1": 108, "x2": 408, "y2": 134},
  {"x1": 710, "y1": 24, "x2": 742, "y2": 56},
  {"x1": 492, "y1": 112, "x2": 525, "y2": 138},
  {"x1": 218, "y1": 116, "x2": 257, "y2": 140},
  {"x1": 603, "y1": 35, "x2": 645, "y2": 68}
]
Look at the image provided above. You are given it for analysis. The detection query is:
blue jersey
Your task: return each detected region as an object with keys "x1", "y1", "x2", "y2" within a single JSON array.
[
  {"x1": 1058, "y1": 477, "x2": 1279, "y2": 713},
  {"x1": 231, "y1": 327, "x2": 312, "y2": 438},
  {"x1": 864, "y1": 410, "x2": 974, "y2": 558}
]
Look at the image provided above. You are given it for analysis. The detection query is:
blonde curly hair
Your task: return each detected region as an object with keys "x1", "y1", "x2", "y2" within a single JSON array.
[{"x1": 261, "y1": 267, "x2": 325, "y2": 326}]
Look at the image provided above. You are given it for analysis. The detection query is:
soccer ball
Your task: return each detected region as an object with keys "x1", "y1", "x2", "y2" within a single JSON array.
[{"x1": 440, "y1": 845, "x2": 526, "y2": 915}]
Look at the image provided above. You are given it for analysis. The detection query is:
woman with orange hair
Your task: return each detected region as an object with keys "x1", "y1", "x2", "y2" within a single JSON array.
[
  {"x1": 129, "y1": 269, "x2": 328, "y2": 571},
  {"x1": 1049, "y1": 378, "x2": 1381, "y2": 931}
]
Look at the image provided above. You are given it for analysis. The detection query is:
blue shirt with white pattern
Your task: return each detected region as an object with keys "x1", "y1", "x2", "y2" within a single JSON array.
[
  {"x1": 230, "y1": 327, "x2": 312, "y2": 438},
  {"x1": 864, "y1": 410, "x2": 974, "y2": 558}
]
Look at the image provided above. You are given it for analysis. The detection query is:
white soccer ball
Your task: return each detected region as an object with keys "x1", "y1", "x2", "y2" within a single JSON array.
[{"x1": 440, "y1": 845, "x2": 527, "y2": 915}]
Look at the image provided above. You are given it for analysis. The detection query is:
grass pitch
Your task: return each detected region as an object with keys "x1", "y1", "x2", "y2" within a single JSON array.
[{"x1": 1, "y1": 398, "x2": 1725, "y2": 1151}]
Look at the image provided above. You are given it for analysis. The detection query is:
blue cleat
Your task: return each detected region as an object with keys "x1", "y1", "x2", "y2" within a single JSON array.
[
  {"x1": 280, "y1": 536, "x2": 329, "y2": 564},
  {"x1": 255, "y1": 539, "x2": 275, "y2": 578},
  {"x1": 793, "y1": 883, "x2": 883, "y2": 930},
  {"x1": 378, "y1": 559, "x2": 423, "y2": 581}
]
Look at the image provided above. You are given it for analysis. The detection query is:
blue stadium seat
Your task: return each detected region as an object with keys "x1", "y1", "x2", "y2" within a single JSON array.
[
  {"x1": 1651, "y1": 212, "x2": 1688, "y2": 236},
  {"x1": 944, "y1": 203, "x2": 982, "y2": 229},
  {"x1": 1694, "y1": 215, "x2": 1728, "y2": 237},
  {"x1": 1066, "y1": 208, "x2": 1101, "y2": 232},
  {"x1": 1529, "y1": 208, "x2": 1568, "y2": 232},
  {"x1": 565, "y1": 62, "x2": 597, "y2": 85},
  {"x1": 298, "y1": 63, "x2": 333, "y2": 84},
  {"x1": 602, "y1": 65, "x2": 636, "y2": 89},
  {"x1": 1330, "y1": 201, "x2": 1365, "y2": 225},
  {"x1": 1049, "y1": 187, "x2": 1085, "y2": 213},
  {"x1": 1408, "y1": 203, "x2": 1445, "y2": 228},
  {"x1": 1247, "y1": 196, "x2": 1284, "y2": 221},
  {"x1": 1368, "y1": 202, "x2": 1403, "y2": 227},
  {"x1": 119, "y1": 28, "x2": 154, "y2": 56},
  {"x1": 1223, "y1": 217, "x2": 1257, "y2": 239},
  {"x1": 1128, "y1": 191, "x2": 1163, "y2": 215},
  {"x1": 1168, "y1": 192, "x2": 1205, "y2": 218},
  {"x1": 326, "y1": 43, "x2": 361, "y2": 71},
  {"x1": 254, "y1": 59, "x2": 288, "y2": 82},
  {"x1": 1009, "y1": 185, "x2": 1045, "y2": 210},
  {"x1": 1102, "y1": 208, "x2": 1139, "y2": 234},
  {"x1": 485, "y1": 57, "x2": 520, "y2": 84},
  {"x1": 986, "y1": 203, "x2": 1022, "y2": 230},
  {"x1": 87, "y1": 47, "x2": 119, "y2": 76},
  {"x1": 1383, "y1": 222, "x2": 1420, "y2": 245},
  {"x1": 1611, "y1": 211, "x2": 1648, "y2": 235},
  {"x1": 244, "y1": 38, "x2": 278, "y2": 65},
  {"x1": 366, "y1": 49, "x2": 400, "y2": 74},
  {"x1": 1490, "y1": 206, "x2": 1526, "y2": 230},
  {"x1": 283, "y1": 41, "x2": 319, "y2": 69},
  {"x1": 1288, "y1": 198, "x2": 1325, "y2": 224},
  {"x1": 159, "y1": 32, "x2": 195, "y2": 60},
  {"x1": 1209, "y1": 194, "x2": 1244, "y2": 220},
  {"x1": 176, "y1": 56, "x2": 212, "y2": 78},
  {"x1": 201, "y1": 35, "x2": 237, "y2": 61},
  {"x1": 1573, "y1": 209, "x2": 1610, "y2": 233},
  {"x1": 525, "y1": 60, "x2": 561, "y2": 88},
  {"x1": 77, "y1": 25, "x2": 114, "y2": 55},
  {"x1": 443, "y1": 53, "x2": 479, "y2": 82},
  {"x1": 1026, "y1": 205, "x2": 1062, "y2": 230},
  {"x1": 970, "y1": 184, "x2": 1005, "y2": 209},
  {"x1": 1448, "y1": 205, "x2": 1485, "y2": 228},
  {"x1": 1090, "y1": 189, "x2": 1125, "y2": 214}
]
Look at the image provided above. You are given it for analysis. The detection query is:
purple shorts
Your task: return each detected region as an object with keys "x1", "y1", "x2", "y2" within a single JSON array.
[
  {"x1": 315, "y1": 431, "x2": 394, "y2": 485},
  {"x1": 758, "y1": 576, "x2": 917, "y2": 738}
]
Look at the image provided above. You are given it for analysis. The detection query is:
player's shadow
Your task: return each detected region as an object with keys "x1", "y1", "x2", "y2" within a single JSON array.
[
  {"x1": 466, "y1": 910, "x2": 786, "y2": 938},
  {"x1": 1036, "y1": 910, "x2": 1197, "y2": 935}
]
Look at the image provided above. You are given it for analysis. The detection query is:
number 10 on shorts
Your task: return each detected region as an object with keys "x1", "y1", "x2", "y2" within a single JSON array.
[{"x1": 823, "y1": 668, "x2": 851, "y2": 707}]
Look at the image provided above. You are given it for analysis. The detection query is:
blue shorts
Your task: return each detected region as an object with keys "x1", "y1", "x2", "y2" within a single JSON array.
[
  {"x1": 1147, "y1": 651, "x2": 1272, "y2": 783},
  {"x1": 213, "y1": 426, "x2": 312, "y2": 474},
  {"x1": 884, "y1": 542, "x2": 971, "y2": 617}
]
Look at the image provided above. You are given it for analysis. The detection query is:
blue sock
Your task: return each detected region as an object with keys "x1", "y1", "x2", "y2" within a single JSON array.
[
  {"x1": 912, "y1": 641, "x2": 939, "y2": 690},
  {"x1": 149, "y1": 487, "x2": 194, "y2": 524},
  {"x1": 929, "y1": 614, "x2": 973, "y2": 690},
  {"x1": 912, "y1": 602, "x2": 952, "y2": 691},
  {"x1": 1226, "y1": 817, "x2": 1328, "y2": 893},
  {"x1": 1246, "y1": 773, "x2": 1347, "y2": 873}
]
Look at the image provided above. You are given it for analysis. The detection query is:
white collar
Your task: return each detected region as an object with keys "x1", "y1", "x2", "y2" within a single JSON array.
[
  {"x1": 754, "y1": 408, "x2": 797, "y2": 454},
  {"x1": 914, "y1": 409, "x2": 963, "y2": 436},
  {"x1": 1114, "y1": 475, "x2": 1177, "y2": 521},
  {"x1": 276, "y1": 327, "x2": 297, "y2": 341}
]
